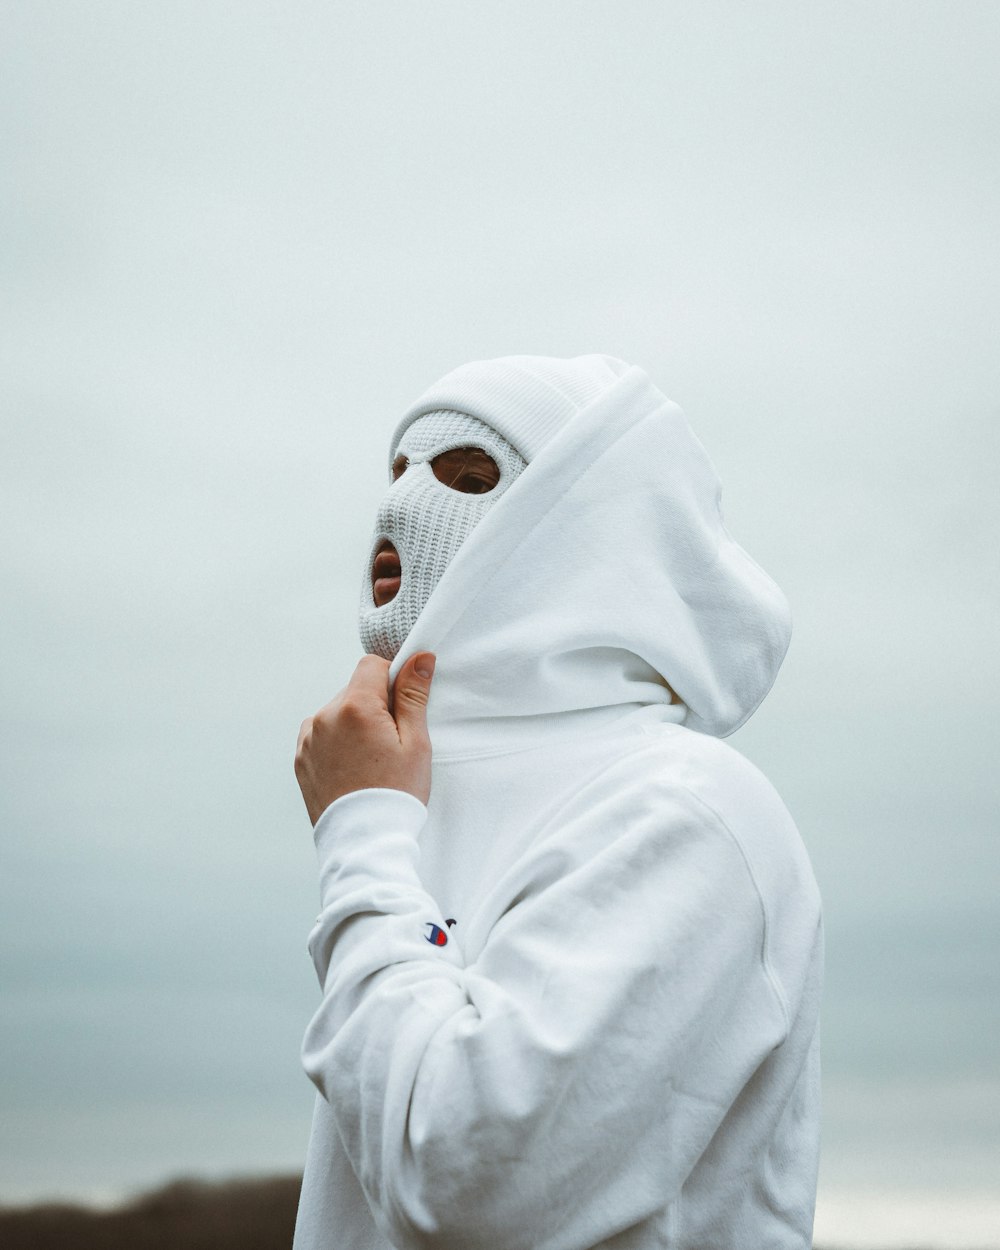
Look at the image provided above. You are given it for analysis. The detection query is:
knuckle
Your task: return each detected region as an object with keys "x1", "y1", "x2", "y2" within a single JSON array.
[
  {"x1": 314, "y1": 701, "x2": 342, "y2": 728},
  {"x1": 337, "y1": 697, "x2": 366, "y2": 724},
  {"x1": 356, "y1": 654, "x2": 389, "y2": 679}
]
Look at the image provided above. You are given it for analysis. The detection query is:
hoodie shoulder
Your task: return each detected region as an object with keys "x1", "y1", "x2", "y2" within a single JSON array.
[
  {"x1": 631, "y1": 723, "x2": 786, "y2": 819},
  {"x1": 620, "y1": 723, "x2": 820, "y2": 918}
]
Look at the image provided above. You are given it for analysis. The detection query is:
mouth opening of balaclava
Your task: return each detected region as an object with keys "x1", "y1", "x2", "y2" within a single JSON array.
[{"x1": 359, "y1": 410, "x2": 527, "y2": 660}]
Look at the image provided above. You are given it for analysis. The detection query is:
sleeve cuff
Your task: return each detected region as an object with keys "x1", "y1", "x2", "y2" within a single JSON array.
[{"x1": 313, "y1": 787, "x2": 428, "y2": 908}]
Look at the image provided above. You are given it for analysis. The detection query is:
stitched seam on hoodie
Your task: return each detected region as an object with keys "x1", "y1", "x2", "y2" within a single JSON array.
[
  {"x1": 432, "y1": 717, "x2": 674, "y2": 763},
  {"x1": 671, "y1": 784, "x2": 792, "y2": 1037}
]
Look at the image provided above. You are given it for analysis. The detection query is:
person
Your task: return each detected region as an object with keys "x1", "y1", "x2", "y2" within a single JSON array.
[{"x1": 292, "y1": 355, "x2": 823, "y2": 1250}]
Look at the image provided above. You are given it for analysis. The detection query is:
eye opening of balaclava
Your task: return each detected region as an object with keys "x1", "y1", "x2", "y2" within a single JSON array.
[{"x1": 358, "y1": 410, "x2": 528, "y2": 660}]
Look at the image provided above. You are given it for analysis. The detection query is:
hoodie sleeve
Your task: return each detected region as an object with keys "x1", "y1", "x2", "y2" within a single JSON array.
[{"x1": 301, "y1": 780, "x2": 793, "y2": 1250}]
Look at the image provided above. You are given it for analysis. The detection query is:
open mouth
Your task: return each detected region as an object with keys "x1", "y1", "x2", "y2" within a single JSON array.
[{"x1": 372, "y1": 539, "x2": 401, "y2": 606}]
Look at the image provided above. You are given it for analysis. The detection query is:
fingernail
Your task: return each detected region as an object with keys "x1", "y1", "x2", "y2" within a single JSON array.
[{"x1": 414, "y1": 653, "x2": 436, "y2": 680}]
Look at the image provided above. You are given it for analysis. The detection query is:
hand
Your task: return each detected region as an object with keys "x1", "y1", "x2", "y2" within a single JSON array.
[{"x1": 295, "y1": 652, "x2": 436, "y2": 826}]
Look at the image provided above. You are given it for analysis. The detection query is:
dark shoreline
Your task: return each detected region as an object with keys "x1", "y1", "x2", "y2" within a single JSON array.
[
  {"x1": 0, "y1": 1174, "x2": 964, "y2": 1250},
  {"x1": 0, "y1": 1176, "x2": 303, "y2": 1250}
]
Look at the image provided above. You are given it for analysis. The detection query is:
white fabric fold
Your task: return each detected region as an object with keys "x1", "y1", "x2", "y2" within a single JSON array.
[{"x1": 295, "y1": 356, "x2": 822, "y2": 1250}]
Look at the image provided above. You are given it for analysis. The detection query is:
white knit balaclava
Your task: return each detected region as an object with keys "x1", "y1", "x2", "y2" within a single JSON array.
[{"x1": 359, "y1": 410, "x2": 527, "y2": 660}]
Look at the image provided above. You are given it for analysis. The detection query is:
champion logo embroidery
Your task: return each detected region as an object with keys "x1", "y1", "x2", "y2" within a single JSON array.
[{"x1": 424, "y1": 923, "x2": 449, "y2": 947}]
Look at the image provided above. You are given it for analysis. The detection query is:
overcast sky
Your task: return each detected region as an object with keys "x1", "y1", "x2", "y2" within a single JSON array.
[{"x1": 2, "y1": 3, "x2": 998, "y2": 1245}]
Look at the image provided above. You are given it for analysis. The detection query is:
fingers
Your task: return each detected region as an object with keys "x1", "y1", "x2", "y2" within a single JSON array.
[
  {"x1": 345, "y1": 653, "x2": 392, "y2": 710},
  {"x1": 301, "y1": 656, "x2": 391, "y2": 747},
  {"x1": 293, "y1": 652, "x2": 436, "y2": 811},
  {"x1": 301, "y1": 651, "x2": 433, "y2": 744},
  {"x1": 392, "y1": 652, "x2": 436, "y2": 748}
]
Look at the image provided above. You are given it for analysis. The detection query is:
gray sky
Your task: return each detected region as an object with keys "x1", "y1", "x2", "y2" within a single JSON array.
[{"x1": 2, "y1": 2, "x2": 998, "y2": 1242}]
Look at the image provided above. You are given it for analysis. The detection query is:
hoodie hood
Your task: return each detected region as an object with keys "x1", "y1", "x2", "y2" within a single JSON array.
[
  {"x1": 389, "y1": 354, "x2": 630, "y2": 467},
  {"x1": 386, "y1": 354, "x2": 791, "y2": 748}
]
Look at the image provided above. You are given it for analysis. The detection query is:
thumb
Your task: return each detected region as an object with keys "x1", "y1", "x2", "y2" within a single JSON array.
[{"x1": 393, "y1": 652, "x2": 436, "y2": 745}]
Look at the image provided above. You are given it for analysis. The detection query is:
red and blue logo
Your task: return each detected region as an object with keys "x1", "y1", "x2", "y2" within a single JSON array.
[{"x1": 424, "y1": 922, "x2": 448, "y2": 947}]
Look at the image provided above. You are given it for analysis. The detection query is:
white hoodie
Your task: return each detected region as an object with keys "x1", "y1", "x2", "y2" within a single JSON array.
[{"x1": 294, "y1": 358, "x2": 823, "y2": 1250}]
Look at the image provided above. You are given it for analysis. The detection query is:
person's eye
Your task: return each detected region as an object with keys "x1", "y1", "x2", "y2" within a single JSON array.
[
  {"x1": 431, "y1": 448, "x2": 500, "y2": 494},
  {"x1": 391, "y1": 454, "x2": 409, "y2": 482},
  {"x1": 459, "y1": 476, "x2": 493, "y2": 494}
]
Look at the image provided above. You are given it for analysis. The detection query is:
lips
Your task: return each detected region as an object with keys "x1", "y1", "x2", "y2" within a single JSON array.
[{"x1": 372, "y1": 540, "x2": 401, "y2": 606}]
